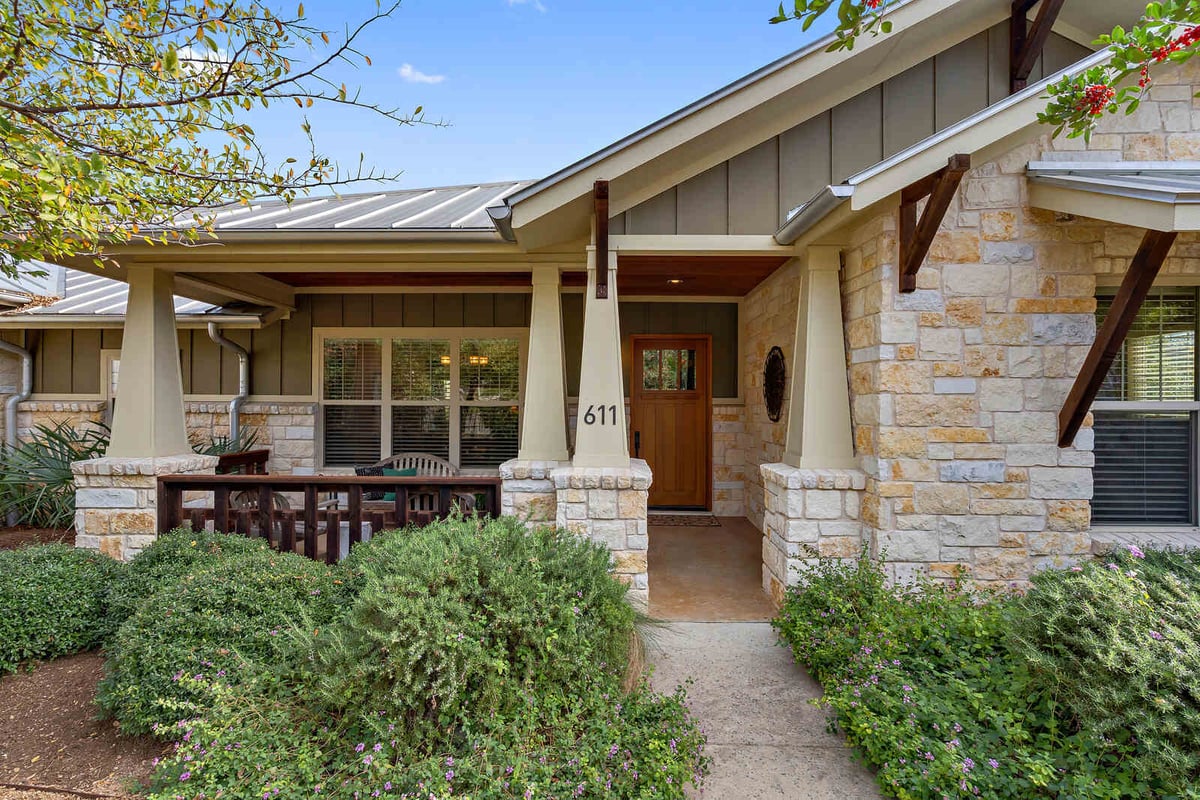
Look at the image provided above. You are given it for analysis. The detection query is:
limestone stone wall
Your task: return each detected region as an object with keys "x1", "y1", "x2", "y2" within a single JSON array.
[
  {"x1": 836, "y1": 63, "x2": 1200, "y2": 584},
  {"x1": 761, "y1": 465, "x2": 867, "y2": 604},
  {"x1": 553, "y1": 461, "x2": 651, "y2": 610},
  {"x1": 499, "y1": 459, "x2": 561, "y2": 526},
  {"x1": 17, "y1": 401, "x2": 107, "y2": 440},
  {"x1": 741, "y1": 259, "x2": 801, "y2": 530},
  {"x1": 712, "y1": 403, "x2": 746, "y2": 516},
  {"x1": 183, "y1": 402, "x2": 317, "y2": 474},
  {"x1": 73, "y1": 454, "x2": 219, "y2": 560}
]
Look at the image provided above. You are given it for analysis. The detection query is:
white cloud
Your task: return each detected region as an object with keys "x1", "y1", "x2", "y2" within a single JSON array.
[
  {"x1": 507, "y1": 0, "x2": 547, "y2": 11},
  {"x1": 398, "y1": 63, "x2": 446, "y2": 85}
]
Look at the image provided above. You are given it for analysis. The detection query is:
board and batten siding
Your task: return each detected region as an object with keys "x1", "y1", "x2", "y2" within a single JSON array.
[
  {"x1": 22, "y1": 293, "x2": 533, "y2": 399},
  {"x1": 612, "y1": 23, "x2": 1091, "y2": 237},
  {"x1": 561, "y1": 296, "x2": 740, "y2": 399}
]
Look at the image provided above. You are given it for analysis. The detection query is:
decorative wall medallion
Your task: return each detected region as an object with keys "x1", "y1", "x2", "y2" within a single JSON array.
[{"x1": 764, "y1": 346, "x2": 786, "y2": 423}]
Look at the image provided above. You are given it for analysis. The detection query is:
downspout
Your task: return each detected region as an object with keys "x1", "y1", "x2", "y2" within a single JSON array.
[
  {"x1": 0, "y1": 339, "x2": 33, "y2": 527},
  {"x1": 207, "y1": 323, "x2": 249, "y2": 442}
]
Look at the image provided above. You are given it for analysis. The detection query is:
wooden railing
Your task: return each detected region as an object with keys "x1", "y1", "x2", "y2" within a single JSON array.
[
  {"x1": 215, "y1": 449, "x2": 270, "y2": 475},
  {"x1": 157, "y1": 474, "x2": 502, "y2": 564}
]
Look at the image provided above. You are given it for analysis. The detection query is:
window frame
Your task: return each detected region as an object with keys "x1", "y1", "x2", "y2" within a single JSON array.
[
  {"x1": 313, "y1": 327, "x2": 528, "y2": 471},
  {"x1": 1092, "y1": 287, "x2": 1200, "y2": 526}
]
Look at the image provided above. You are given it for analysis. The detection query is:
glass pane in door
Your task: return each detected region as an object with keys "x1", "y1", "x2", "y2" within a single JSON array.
[{"x1": 642, "y1": 350, "x2": 661, "y2": 390}]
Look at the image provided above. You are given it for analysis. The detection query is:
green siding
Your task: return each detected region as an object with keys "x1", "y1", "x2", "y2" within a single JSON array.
[
  {"x1": 619, "y1": 26, "x2": 1092, "y2": 236},
  {"x1": 564, "y1": 297, "x2": 739, "y2": 399}
]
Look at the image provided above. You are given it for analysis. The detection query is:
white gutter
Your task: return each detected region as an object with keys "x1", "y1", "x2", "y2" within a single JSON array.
[
  {"x1": 207, "y1": 323, "x2": 250, "y2": 442},
  {"x1": 774, "y1": 185, "x2": 855, "y2": 245},
  {"x1": 0, "y1": 339, "x2": 32, "y2": 526}
]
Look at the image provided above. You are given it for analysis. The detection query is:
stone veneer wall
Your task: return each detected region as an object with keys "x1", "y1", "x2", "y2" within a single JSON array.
[
  {"x1": 741, "y1": 259, "x2": 802, "y2": 530},
  {"x1": 836, "y1": 61, "x2": 1200, "y2": 585},
  {"x1": 183, "y1": 402, "x2": 317, "y2": 474},
  {"x1": 552, "y1": 461, "x2": 651, "y2": 610},
  {"x1": 17, "y1": 400, "x2": 108, "y2": 439}
]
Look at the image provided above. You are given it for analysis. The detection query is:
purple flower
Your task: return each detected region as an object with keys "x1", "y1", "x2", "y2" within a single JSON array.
[
  {"x1": 1150, "y1": 630, "x2": 1164, "y2": 640},
  {"x1": 180, "y1": 772, "x2": 191, "y2": 782},
  {"x1": 355, "y1": 743, "x2": 365, "y2": 753},
  {"x1": 384, "y1": 783, "x2": 392, "y2": 791},
  {"x1": 1127, "y1": 544, "x2": 1145, "y2": 559},
  {"x1": 988, "y1": 759, "x2": 999, "y2": 769},
  {"x1": 373, "y1": 743, "x2": 383, "y2": 752},
  {"x1": 363, "y1": 755, "x2": 373, "y2": 766},
  {"x1": 445, "y1": 770, "x2": 455, "y2": 781},
  {"x1": 962, "y1": 758, "x2": 975, "y2": 773}
]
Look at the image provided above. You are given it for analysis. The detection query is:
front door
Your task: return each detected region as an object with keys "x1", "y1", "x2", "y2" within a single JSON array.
[{"x1": 630, "y1": 335, "x2": 712, "y2": 509}]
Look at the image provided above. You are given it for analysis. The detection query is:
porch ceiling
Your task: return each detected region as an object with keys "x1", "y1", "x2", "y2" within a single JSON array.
[
  {"x1": 271, "y1": 271, "x2": 534, "y2": 288},
  {"x1": 562, "y1": 254, "x2": 791, "y2": 296}
]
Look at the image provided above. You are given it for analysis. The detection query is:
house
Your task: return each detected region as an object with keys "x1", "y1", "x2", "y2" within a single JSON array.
[{"x1": 1, "y1": 0, "x2": 1188, "y2": 607}]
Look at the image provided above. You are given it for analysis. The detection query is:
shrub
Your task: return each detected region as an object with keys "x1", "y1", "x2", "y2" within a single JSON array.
[
  {"x1": 0, "y1": 544, "x2": 122, "y2": 673},
  {"x1": 96, "y1": 548, "x2": 345, "y2": 736},
  {"x1": 1011, "y1": 547, "x2": 1200, "y2": 793},
  {"x1": 104, "y1": 528, "x2": 272, "y2": 626},
  {"x1": 0, "y1": 421, "x2": 109, "y2": 529},
  {"x1": 146, "y1": 517, "x2": 709, "y2": 798},
  {"x1": 312, "y1": 516, "x2": 637, "y2": 750},
  {"x1": 775, "y1": 556, "x2": 1164, "y2": 799}
]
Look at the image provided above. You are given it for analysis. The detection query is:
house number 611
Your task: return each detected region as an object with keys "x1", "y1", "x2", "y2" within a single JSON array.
[{"x1": 583, "y1": 404, "x2": 618, "y2": 426}]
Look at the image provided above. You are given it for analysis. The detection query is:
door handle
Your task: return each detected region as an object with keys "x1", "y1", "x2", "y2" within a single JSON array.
[{"x1": 634, "y1": 430, "x2": 641, "y2": 458}]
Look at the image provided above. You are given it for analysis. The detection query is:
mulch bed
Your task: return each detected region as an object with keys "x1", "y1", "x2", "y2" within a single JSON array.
[
  {"x1": 0, "y1": 529, "x2": 74, "y2": 551},
  {"x1": 0, "y1": 653, "x2": 166, "y2": 799}
]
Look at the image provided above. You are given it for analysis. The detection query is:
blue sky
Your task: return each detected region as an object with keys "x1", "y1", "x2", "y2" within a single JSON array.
[{"x1": 248, "y1": 0, "x2": 839, "y2": 192}]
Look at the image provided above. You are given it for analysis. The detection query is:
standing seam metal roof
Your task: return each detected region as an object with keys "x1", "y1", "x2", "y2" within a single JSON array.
[
  {"x1": 1, "y1": 266, "x2": 221, "y2": 316},
  {"x1": 180, "y1": 180, "x2": 533, "y2": 232}
]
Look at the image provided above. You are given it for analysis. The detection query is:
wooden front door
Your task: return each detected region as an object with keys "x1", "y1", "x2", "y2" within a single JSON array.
[{"x1": 630, "y1": 335, "x2": 712, "y2": 509}]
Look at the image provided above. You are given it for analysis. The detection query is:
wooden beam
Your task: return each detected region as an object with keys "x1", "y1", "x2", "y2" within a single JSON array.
[
  {"x1": 1011, "y1": 0, "x2": 1066, "y2": 93},
  {"x1": 594, "y1": 180, "x2": 610, "y2": 299},
  {"x1": 898, "y1": 154, "x2": 971, "y2": 293},
  {"x1": 1058, "y1": 229, "x2": 1178, "y2": 447}
]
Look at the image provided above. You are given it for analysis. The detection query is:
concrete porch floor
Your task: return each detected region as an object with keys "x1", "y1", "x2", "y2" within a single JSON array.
[{"x1": 648, "y1": 517, "x2": 777, "y2": 622}]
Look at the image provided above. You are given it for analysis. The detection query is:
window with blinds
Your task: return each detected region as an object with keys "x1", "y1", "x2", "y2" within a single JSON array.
[
  {"x1": 320, "y1": 333, "x2": 523, "y2": 470},
  {"x1": 1093, "y1": 290, "x2": 1198, "y2": 526}
]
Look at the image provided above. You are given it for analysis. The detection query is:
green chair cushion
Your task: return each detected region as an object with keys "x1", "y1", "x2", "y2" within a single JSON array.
[{"x1": 382, "y1": 467, "x2": 418, "y2": 502}]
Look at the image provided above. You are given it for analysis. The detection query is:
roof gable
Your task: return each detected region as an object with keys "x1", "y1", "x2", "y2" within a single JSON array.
[{"x1": 499, "y1": 0, "x2": 1139, "y2": 249}]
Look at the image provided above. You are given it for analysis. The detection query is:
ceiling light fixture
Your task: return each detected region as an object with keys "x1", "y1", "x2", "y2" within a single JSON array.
[{"x1": 667, "y1": 278, "x2": 684, "y2": 285}]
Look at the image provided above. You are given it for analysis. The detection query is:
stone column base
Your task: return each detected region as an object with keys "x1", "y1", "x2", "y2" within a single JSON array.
[
  {"x1": 761, "y1": 464, "x2": 868, "y2": 606},
  {"x1": 499, "y1": 459, "x2": 568, "y2": 527},
  {"x1": 72, "y1": 454, "x2": 220, "y2": 560},
  {"x1": 552, "y1": 460, "x2": 652, "y2": 611}
]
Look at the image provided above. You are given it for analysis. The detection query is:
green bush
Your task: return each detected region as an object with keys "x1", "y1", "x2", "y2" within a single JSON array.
[
  {"x1": 0, "y1": 544, "x2": 122, "y2": 673},
  {"x1": 318, "y1": 516, "x2": 637, "y2": 750},
  {"x1": 1011, "y1": 547, "x2": 1200, "y2": 793},
  {"x1": 96, "y1": 548, "x2": 344, "y2": 736},
  {"x1": 104, "y1": 528, "x2": 272, "y2": 626},
  {"x1": 774, "y1": 555, "x2": 1172, "y2": 799},
  {"x1": 146, "y1": 516, "x2": 709, "y2": 798},
  {"x1": 0, "y1": 421, "x2": 109, "y2": 529}
]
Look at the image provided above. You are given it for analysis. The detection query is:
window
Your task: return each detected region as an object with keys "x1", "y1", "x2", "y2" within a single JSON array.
[
  {"x1": 641, "y1": 348, "x2": 698, "y2": 391},
  {"x1": 1093, "y1": 290, "x2": 1198, "y2": 525},
  {"x1": 320, "y1": 332, "x2": 523, "y2": 469}
]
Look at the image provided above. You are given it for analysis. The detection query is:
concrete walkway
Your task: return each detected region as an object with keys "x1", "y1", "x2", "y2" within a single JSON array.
[{"x1": 648, "y1": 622, "x2": 883, "y2": 800}]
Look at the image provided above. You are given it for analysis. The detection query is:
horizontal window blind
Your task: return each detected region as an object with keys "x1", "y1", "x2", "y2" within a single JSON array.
[
  {"x1": 1093, "y1": 411, "x2": 1193, "y2": 525},
  {"x1": 323, "y1": 339, "x2": 382, "y2": 401},
  {"x1": 392, "y1": 406, "x2": 451, "y2": 460},
  {"x1": 323, "y1": 406, "x2": 382, "y2": 467},
  {"x1": 1097, "y1": 292, "x2": 1197, "y2": 402},
  {"x1": 460, "y1": 406, "x2": 519, "y2": 469}
]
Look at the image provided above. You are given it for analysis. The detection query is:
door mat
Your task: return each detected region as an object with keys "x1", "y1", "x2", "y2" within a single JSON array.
[{"x1": 648, "y1": 514, "x2": 722, "y2": 527}]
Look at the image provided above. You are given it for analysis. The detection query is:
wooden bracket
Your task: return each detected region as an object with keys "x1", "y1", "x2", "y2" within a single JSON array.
[
  {"x1": 1058, "y1": 229, "x2": 1178, "y2": 447},
  {"x1": 1010, "y1": 0, "x2": 1066, "y2": 94},
  {"x1": 594, "y1": 180, "x2": 610, "y2": 299},
  {"x1": 898, "y1": 154, "x2": 971, "y2": 294}
]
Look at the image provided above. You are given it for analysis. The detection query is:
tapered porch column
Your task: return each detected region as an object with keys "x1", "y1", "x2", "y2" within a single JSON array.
[
  {"x1": 784, "y1": 245, "x2": 856, "y2": 469},
  {"x1": 572, "y1": 246, "x2": 630, "y2": 468},
  {"x1": 107, "y1": 266, "x2": 190, "y2": 458},
  {"x1": 518, "y1": 266, "x2": 570, "y2": 461}
]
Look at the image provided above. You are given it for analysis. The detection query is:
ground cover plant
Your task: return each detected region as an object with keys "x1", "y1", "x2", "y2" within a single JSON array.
[
  {"x1": 0, "y1": 543, "x2": 122, "y2": 673},
  {"x1": 142, "y1": 516, "x2": 708, "y2": 799},
  {"x1": 774, "y1": 549, "x2": 1200, "y2": 799}
]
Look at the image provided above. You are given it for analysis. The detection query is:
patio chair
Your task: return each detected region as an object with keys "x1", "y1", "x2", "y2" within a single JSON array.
[{"x1": 353, "y1": 452, "x2": 476, "y2": 516}]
